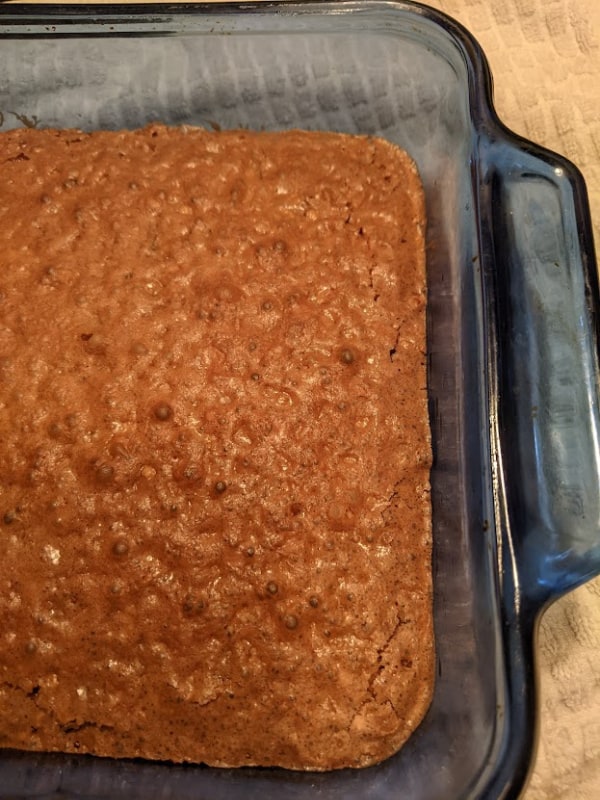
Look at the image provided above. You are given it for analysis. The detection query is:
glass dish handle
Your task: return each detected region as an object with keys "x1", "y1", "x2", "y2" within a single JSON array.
[{"x1": 487, "y1": 141, "x2": 600, "y2": 605}]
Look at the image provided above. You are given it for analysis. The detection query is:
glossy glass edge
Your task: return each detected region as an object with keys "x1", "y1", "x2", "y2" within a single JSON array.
[{"x1": 0, "y1": 3, "x2": 598, "y2": 799}]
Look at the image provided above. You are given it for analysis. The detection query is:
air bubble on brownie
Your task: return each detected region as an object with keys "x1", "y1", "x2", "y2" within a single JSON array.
[
  {"x1": 131, "y1": 341, "x2": 148, "y2": 356},
  {"x1": 153, "y1": 402, "x2": 173, "y2": 422},
  {"x1": 112, "y1": 539, "x2": 129, "y2": 557},
  {"x1": 82, "y1": 333, "x2": 107, "y2": 356},
  {"x1": 39, "y1": 266, "x2": 61, "y2": 288},
  {"x1": 214, "y1": 480, "x2": 227, "y2": 494},
  {"x1": 47, "y1": 422, "x2": 64, "y2": 440},
  {"x1": 172, "y1": 463, "x2": 201, "y2": 484},
  {"x1": 284, "y1": 615, "x2": 299, "y2": 630},
  {"x1": 3, "y1": 510, "x2": 15, "y2": 525},
  {"x1": 340, "y1": 348, "x2": 355, "y2": 365},
  {"x1": 266, "y1": 581, "x2": 278, "y2": 595},
  {"x1": 95, "y1": 463, "x2": 114, "y2": 484}
]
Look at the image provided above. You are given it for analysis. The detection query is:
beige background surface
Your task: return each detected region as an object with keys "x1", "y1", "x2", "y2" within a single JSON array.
[{"x1": 3, "y1": 1, "x2": 600, "y2": 798}]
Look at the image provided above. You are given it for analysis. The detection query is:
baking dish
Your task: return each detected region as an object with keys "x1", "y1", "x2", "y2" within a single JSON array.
[{"x1": 0, "y1": 1, "x2": 598, "y2": 798}]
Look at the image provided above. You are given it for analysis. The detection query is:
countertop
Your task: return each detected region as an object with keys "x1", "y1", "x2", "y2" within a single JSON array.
[{"x1": 3, "y1": 1, "x2": 600, "y2": 798}]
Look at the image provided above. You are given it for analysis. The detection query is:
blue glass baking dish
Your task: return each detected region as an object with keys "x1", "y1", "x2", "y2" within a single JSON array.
[{"x1": 0, "y1": 2, "x2": 598, "y2": 798}]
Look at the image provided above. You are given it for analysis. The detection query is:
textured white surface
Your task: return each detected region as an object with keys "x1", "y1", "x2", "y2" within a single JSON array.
[{"x1": 6, "y1": 1, "x2": 600, "y2": 797}]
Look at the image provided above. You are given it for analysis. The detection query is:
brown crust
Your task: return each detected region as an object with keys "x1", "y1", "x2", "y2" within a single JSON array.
[{"x1": 0, "y1": 125, "x2": 432, "y2": 770}]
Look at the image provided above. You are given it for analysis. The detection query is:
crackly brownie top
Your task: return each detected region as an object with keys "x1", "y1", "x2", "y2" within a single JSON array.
[{"x1": 0, "y1": 125, "x2": 432, "y2": 770}]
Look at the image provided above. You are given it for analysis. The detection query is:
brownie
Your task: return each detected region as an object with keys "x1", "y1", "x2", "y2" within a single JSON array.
[{"x1": 0, "y1": 125, "x2": 432, "y2": 769}]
